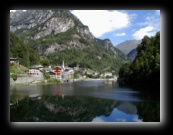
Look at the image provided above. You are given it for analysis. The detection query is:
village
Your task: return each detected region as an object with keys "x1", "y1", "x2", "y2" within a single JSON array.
[{"x1": 10, "y1": 58, "x2": 118, "y2": 85}]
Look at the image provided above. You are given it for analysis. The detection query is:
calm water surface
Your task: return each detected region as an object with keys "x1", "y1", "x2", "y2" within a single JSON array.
[{"x1": 10, "y1": 80, "x2": 160, "y2": 122}]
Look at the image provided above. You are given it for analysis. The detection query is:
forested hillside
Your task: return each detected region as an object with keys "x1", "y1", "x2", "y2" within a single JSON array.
[
  {"x1": 10, "y1": 32, "x2": 40, "y2": 67},
  {"x1": 47, "y1": 44, "x2": 124, "y2": 74},
  {"x1": 10, "y1": 10, "x2": 129, "y2": 74},
  {"x1": 118, "y1": 31, "x2": 160, "y2": 91}
]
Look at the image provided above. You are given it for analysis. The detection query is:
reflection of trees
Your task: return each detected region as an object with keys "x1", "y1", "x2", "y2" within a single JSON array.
[
  {"x1": 136, "y1": 102, "x2": 160, "y2": 122},
  {"x1": 134, "y1": 90, "x2": 160, "y2": 122},
  {"x1": 10, "y1": 95, "x2": 116, "y2": 122}
]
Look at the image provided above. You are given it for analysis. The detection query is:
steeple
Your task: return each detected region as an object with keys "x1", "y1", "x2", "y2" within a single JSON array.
[{"x1": 62, "y1": 60, "x2": 64, "y2": 70}]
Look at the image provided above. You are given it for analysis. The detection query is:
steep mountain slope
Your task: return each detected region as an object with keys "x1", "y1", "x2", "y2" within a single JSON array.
[
  {"x1": 10, "y1": 10, "x2": 94, "y2": 56},
  {"x1": 116, "y1": 40, "x2": 141, "y2": 55},
  {"x1": 10, "y1": 10, "x2": 129, "y2": 73},
  {"x1": 10, "y1": 32, "x2": 40, "y2": 67}
]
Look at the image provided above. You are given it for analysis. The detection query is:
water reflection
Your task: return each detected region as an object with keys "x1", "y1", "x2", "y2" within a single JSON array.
[
  {"x1": 10, "y1": 80, "x2": 160, "y2": 122},
  {"x1": 92, "y1": 109, "x2": 142, "y2": 122},
  {"x1": 92, "y1": 101, "x2": 142, "y2": 122},
  {"x1": 10, "y1": 95, "x2": 116, "y2": 122},
  {"x1": 10, "y1": 81, "x2": 143, "y2": 102}
]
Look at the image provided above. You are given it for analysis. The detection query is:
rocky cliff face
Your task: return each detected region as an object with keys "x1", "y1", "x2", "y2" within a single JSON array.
[
  {"x1": 98, "y1": 39, "x2": 128, "y2": 60},
  {"x1": 10, "y1": 10, "x2": 126, "y2": 61},
  {"x1": 33, "y1": 17, "x2": 75, "y2": 40},
  {"x1": 10, "y1": 10, "x2": 97, "y2": 56}
]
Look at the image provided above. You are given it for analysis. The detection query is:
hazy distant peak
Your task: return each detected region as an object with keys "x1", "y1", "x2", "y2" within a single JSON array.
[{"x1": 116, "y1": 40, "x2": 141, "y2": 55}]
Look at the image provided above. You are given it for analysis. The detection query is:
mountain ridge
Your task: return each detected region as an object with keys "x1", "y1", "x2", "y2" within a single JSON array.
[{"x1": 10, "y1": 10, "x2": 129, "y2": 73}]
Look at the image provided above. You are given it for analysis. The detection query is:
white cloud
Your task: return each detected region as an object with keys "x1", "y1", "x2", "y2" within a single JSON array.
[
  {"x1": 71, "y1": 10, "x2": 130, "y2": 37},
  {"x1": 115, "y1": 32, "x2": 126, "y2": 36},
  {"x1": 132, "y1": 26, "x2": 156, "y2": 40},
  {"x1": 133, "y1": 11, "x2": 160, "y2": 40}
]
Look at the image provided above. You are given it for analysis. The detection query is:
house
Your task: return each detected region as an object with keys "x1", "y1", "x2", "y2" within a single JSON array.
[
  {"x1": 93, "y1": 72, "x2": 98, "y2": 76},
  {"x1": 104, "y1": 72, "x2": 112, "y2": 77},
  {"x1": 73, "y1": 67, "x2": 79, "y2": 71},
  {"x1": 35, "y1": 65, "x2": 44, "y2": 71},
  {"x1": 53, "y1": 60, "x2": 65, "y2": 75},
  {"x1": 53, "y1": 66, "x2": 62, "y2": 75},
  {"x1": 79, "y1": 68, "x2": 86, "y2": 74},
  {"x1": 64, "y1": 68, "x2": 74, "y2": 75},
  {"x1": 10, "y1": 58, "x2": 19, "y2": 64},
  {"x1": 43, "y1": 66, "x2": 52, "y2": 72},
  {"x1": 46, "y1": 70, "x2": 58, "y2": 78},
  {"x1": 28, "y1": 67, "x2": 42, "y2": 75}
]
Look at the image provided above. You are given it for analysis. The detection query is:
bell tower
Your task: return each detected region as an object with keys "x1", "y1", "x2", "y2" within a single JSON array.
[{"x1": 62, "y1": 60, "x2": 64, "y2": 70}]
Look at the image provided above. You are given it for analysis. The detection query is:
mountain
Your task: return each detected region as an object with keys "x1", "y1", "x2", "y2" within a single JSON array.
[
  {"x1": 127, "y1": 48, "x2": 137, "y2": 61},
  {"x1": 10, "y1": 10, "x2": 129, "y2": 73},
  {"x1": 116, "y1": 40, "x2": 141, "y2": 55}
]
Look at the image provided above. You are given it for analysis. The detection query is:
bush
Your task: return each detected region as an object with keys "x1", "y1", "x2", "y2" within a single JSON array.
[
  {"x1": 47, "y1": 78, "x2": 60, "y2": 84},
  {"x1": 11, "y1": 73, "x2": 18, "y2": 81},
  {"x1": 43, "y1": 72, "x2": 50, "y2": 80}
]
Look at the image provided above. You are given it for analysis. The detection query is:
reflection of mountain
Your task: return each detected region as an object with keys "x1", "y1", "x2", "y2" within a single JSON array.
[
  {"x1": 116, "y1": 102, "x2": 137, "y2": 114},
  {"x1": 10, "y1": 95, "x2": 116, "y2": 122}
]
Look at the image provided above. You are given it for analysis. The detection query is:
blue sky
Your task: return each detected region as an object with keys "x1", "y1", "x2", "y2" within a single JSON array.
[
  {"x1": 70, "y1": 10, "x2": 160, "y2": 46},
  {"x1": 10, "y1": 10, "x2": 160, "y2": 46}
]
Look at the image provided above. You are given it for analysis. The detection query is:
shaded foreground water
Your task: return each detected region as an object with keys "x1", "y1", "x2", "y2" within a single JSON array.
[{"x1": 10, "y1": 80, "x2": 160, "y2": 122}]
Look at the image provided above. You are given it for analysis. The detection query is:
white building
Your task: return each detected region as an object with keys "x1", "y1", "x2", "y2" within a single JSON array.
[
  {"x1": 64, "y1": 68, "x2": 74, "y2": 74},
  {"x1": 104, "y1": 72, "x2": 112, "y2": 77},
  {"x1": 28, "y1": 67, "x2": 42, "y2": 75},
  {"x1": 10, "y1": 58, "x2": 19, "y2": 64}
]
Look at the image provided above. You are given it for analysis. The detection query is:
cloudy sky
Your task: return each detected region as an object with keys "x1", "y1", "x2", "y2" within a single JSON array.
[
  {"x1": 70, "y1": 10, "x2": 160, "y2": 46},
  {"x1": 10, "y1": 10, "x2": 160, "y2": 46}
]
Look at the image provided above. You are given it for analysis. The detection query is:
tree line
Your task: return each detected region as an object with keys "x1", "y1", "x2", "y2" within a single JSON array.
[
  {"x1": 118, "y1": 31, "x2": 160, "y2": 91},
  {"x1": 10, "y1": 32, "x2": 40, "y2": 67}
]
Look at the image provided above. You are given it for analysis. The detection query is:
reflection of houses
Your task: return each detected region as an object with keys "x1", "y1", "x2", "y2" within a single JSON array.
[
  {"x1": 10, "y1": 58, "x2": 19, "y2": 64},
  {"x1": 29, "y1": 94, "x2": 41, "y2": 100}
]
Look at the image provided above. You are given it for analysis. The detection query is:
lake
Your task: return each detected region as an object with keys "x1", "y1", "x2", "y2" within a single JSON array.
[{"x1": 10, "y1": 80, "x2": 160, "y2": 122}]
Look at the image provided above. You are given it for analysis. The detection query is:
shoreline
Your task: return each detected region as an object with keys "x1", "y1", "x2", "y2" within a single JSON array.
[
  {"x1": 73, "y1": 78, "x2": 117, "y2": 81},
  {"x1": 10, "y1": 77, "x2": 117, "y2": 87}
]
